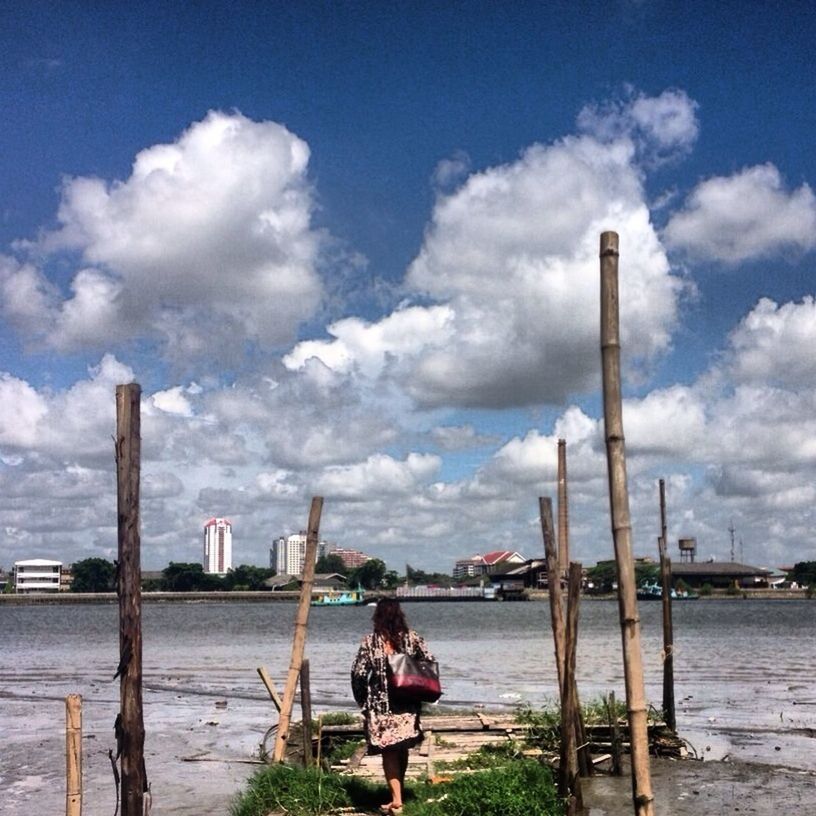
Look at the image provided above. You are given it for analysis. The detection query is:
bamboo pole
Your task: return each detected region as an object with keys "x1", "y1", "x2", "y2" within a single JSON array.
[
  {"x1": 557, "y1": 439, "x2": 570, "y2": 577},
  {"x1": 115, "y1": 383, "x2": 147, "y2": 816},
  {"x1": 256, "y1": 667, "x2": 283, "y2": 713},
  {"x1": 273, "y1": 496, "x2": 323, "y2": 762},
  {"x1": 66, "y1": 694, "x2": 82, "y2": 816},
  {"x1": 300, "y1": 659, "x2": 314, "y2": 767},
  {"x1": 657, "y1": 479, "x2": 676, "y2": 731},
  {"x1": 599, "y1": 232, "x2": 654, "y2": 815},
  {"x1": 560, "y1": 562, "x2": 583, "y2": 813}
]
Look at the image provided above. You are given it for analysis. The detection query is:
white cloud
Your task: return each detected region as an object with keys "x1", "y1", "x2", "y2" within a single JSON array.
[
  {"x1": 314, "y1": 453, "x2": 442, "y2": 500},
  {"x1": 622, "y1": 385, "x2": 707, "y2": 456},
  {"x1": 402, "y1": 134, "x2": 680, "y2": 407},
  {"x1": 284, "y1": 304, "x2": 454, "y2": 377},
  {"x1": 6, "y1": 111, "x2": 324, "y2": 359},
  {"x1": 431, "y1": 424, "x2": 498, "y2": 451},
  {"x1": 150, "y1": 386, "x2": 194, "y2": 417},
  {"x1": 663, "y1": 164, "x2": 816, "y2": 263},
  {"x1": 0, "y1": 373, "x2": 49, "y2": 448},
  {"x1": 727, "y1": 297, "x2": 816, "y2": 386},
  {"x1": 576, "y1": 87, "x2": 699, "y2": 166}
]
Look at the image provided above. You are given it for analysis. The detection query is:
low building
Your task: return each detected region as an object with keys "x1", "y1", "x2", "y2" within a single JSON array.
[
  {"x1": 325, "y1": 546, "x2": 372, "y2": 570},
  {"x1": 671, "y1": 561, "x2": 772, "y2": 589},
  {"x1": 489, "y1": 558, "x2": 549, "y2": 590},
  {"x1": 13, "y1": 559, "x2": 62, "y2": 593},
  {"x1": 454, "y1": 550, "x2": 527, "y2": 580}
]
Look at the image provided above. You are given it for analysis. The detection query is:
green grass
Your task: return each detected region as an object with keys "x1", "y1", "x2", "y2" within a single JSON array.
[
  {"x1": 230, "y1": 754, "x2": 564, "y2": 816},
  {"x1": 407, "y1": 759, "x2": 562, "y2": 816}
]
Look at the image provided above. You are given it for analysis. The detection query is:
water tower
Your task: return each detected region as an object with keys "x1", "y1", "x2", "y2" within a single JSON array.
[{"x1": 678, "y1": 537, "x2": 697, "y2": 563}]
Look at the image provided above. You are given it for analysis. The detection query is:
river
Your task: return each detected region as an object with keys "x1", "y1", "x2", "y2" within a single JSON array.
[{"x1": 2, "y1": 598, "x2": 814, "y2": 814}]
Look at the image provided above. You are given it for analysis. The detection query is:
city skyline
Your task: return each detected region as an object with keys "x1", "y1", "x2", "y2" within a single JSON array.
[{"x1": 1, "y1": 4, "x2": 815, "y2": 572}]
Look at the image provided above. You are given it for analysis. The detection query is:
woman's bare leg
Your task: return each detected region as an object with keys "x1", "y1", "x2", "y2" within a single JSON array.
[{"x1": 381, "y1": 748, "x2": 403, "y2": 808}]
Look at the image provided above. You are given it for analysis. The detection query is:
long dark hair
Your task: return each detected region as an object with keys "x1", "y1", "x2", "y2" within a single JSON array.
[{"x1": 372, "y1": 598, "x2": 408, "y2": 647}]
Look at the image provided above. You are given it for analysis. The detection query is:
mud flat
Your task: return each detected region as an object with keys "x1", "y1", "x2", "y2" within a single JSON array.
[{"x1": 584, "y1": 756, "x2": 816, "y2": 815}]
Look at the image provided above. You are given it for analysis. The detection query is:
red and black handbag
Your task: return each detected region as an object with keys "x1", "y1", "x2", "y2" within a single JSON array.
[{"x1": 387, "y1": 653, "x2": 442, "y2": 704}]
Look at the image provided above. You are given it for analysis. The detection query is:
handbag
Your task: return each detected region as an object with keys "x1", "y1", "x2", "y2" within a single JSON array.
[{"x1": 387, "y1": 652, "x2": 442, "y2": 704}]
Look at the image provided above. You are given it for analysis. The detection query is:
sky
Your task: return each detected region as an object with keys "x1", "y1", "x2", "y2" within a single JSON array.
[{"x1": 1, "y1": 1, "x2": 816, "y2": 573}]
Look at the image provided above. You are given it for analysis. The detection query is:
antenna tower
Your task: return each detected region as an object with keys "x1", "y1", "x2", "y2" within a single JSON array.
[{"x1": 728, "y1": 520, "x2": 736, "y2": 562}]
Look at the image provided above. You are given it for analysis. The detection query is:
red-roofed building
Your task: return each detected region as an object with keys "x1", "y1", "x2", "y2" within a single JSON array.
[{"x1": 453, "y1": 550, "x2": 527, "y2": 580}]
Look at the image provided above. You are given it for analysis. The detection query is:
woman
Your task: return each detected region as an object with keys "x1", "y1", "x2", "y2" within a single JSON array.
[{"x1": 351, "y1": 598, "x2": 434, "y2": 815}]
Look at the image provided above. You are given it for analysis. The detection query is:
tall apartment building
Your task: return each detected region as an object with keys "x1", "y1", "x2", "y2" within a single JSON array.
[
  {"x1": 270, "y1": 533, "x2": 325, "y2": 576},
  {"x1": 203, "y1": 518, "x2": 232, "y2": 575}
]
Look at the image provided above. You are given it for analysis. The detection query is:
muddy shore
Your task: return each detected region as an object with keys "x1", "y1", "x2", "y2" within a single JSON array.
[{"x1": 585, "y1": 756, "x2": 816, "y2": 814}]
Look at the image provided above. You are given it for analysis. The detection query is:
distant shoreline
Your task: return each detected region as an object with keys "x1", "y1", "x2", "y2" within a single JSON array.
[{"x1": 0, "y1": 587, "x2": 808, "y2": 605}]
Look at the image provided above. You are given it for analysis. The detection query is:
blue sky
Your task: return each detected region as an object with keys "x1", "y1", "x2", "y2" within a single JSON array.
[{"x1": 2, "y1": 2, "x2": 815, "y2": 571}]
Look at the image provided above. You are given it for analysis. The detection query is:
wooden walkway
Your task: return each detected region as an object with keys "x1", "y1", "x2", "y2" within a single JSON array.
[{"x1": 324, "y1": 712, "x2": 536, "y2": 780}]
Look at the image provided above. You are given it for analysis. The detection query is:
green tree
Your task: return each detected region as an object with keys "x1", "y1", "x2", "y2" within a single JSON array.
[
  {"x1": 71, "y1": 557, "x2": 116, "y2": 593},
  {"x1": 162, "y1": 562, "x2": 223, "y2": 591},
  {"x1": 223, "y1": 564, "x2": 275, "y2": 591},
  {"x1": 315, "y1": 554, "x2": 348, "y2": 575},
  {"x1": 349, "y1": 558, "x2": 387, "y2": 590},
  {"x1": 790, "y1": 561, "x2": 816, "y2": 588}
]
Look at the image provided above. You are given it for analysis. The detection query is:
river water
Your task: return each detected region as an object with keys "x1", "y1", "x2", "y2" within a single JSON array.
[{"x1": 2, "y1": 599, "x2": 814, "y2": 814}]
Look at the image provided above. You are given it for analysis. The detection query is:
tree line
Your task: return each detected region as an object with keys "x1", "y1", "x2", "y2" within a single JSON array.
[{"x1": 66, "y1": 555, "x2": 457, "y2": 593}]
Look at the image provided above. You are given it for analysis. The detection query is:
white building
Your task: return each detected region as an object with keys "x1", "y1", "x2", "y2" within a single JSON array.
[
  {"x1": 203, "y1": 518, "x2": 232, "y2": 575},
  {"x1": 270, "y1": 533, "x2": 324, "y2": 577},
  {"x1": 14, "y1": 559, "x2": 62, "y2": 593}
]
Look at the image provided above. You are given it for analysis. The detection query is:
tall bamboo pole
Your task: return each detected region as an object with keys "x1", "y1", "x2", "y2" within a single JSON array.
[
  {"x1": 658, "y1": 479, "x2": 676, "y2": 731},
  {"x1": 557, "y1": 439, "x2": 570, "y2": 576},
  {"x1": 273, "y1": 497, "x2": 323, "y2": 762},
  {"x1": 115, "y1": 383, "x2": 146, "y2": 816},
  {"x1": 66, "y1": 694, "x2": 82, "y2": 816},
  {"x1": 599, "y1": 232, "x2": 654, "y2": 815}
]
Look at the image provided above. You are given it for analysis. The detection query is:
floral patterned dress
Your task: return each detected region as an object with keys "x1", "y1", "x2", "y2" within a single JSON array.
[{"x1": 350, "y1": 629, "x2": 434, "y2": 754}]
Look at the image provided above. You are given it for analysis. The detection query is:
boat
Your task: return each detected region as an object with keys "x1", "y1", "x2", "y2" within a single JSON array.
[
  {"x1": 636, "y1": 581, "x2": 699, "y2": 601},
  {"x1": 310, "y1": 588, "x2": 366, "y2": 607}
]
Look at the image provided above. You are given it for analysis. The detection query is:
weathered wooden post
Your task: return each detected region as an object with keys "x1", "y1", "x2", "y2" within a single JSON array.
[
  {"x1": 300, "y1": 659, "x2": 314, "y2": 767},
  {"x1": 560, "y1": 562, "x2": 584, "y2": 813},
  {"x1": 557, "y1": 439, "x2": 570, "y2": 576},
  {"x1": 599, "y1": 232, "x2": 654, "y2": 815},
  {"x1": 540, "y1": 497, "x2": 566, "y2": 687},
  {"x1": 115, "y1": 383, "x2": 147, "y2": 816},
  {"x1": 541, "y1": 497, "x2": 591, "y2": 778},
  {"x1": 273, "y1": 496, "x2": 323, "y2": 762},
  {"x1": 66, "y1": 694, "x2": 82, "y2": 816},
  {"x1": 658, "y1": 479, "x2": 676, "y2": 731},
  {"x1": 607, "y1": 691, "x2": 623, "y2": 776}
]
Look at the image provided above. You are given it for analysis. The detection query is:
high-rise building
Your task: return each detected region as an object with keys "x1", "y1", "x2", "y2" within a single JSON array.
[
  {"x1": 203, "y1": 518, "x2": 232, "y2": 575},
  {"x1": 270, "y1": 532, "x2": 324, "y2": 576}
]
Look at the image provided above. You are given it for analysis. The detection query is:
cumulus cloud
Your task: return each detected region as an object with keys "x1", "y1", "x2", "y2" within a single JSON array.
[
  {"x1": 727, "y1": 297, "x2": 816, "y2": 386},
  {"x1": 402, "y1": 137, "x2": 680, "y2": 407},
  {"x1": 663, "y1": 164, "x2": 816, "y2": 263},
  {"x1": 576, "y1": 87, "x2": 699, "y2": 166},
  {"x1": 314, "y1": 453, "x2": 442, "y2": 500},
  {"x1": 287, "y1": 92, "x2": 686, "y2": 410},
  {"x1": 5, "y1": 111, "x2": 324, "y2": 360}
]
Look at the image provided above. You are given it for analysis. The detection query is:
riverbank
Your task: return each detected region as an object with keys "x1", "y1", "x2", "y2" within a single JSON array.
[{"x1": 1, "y1": 587, "x2": 809, "y2": 605}]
